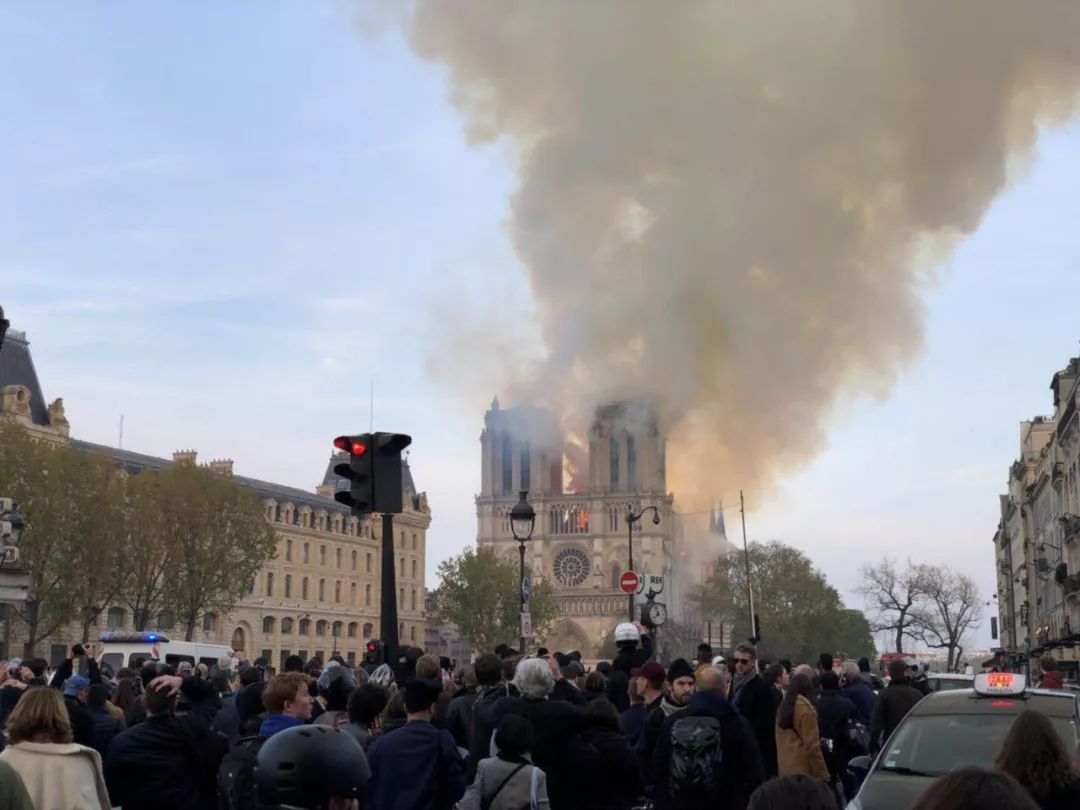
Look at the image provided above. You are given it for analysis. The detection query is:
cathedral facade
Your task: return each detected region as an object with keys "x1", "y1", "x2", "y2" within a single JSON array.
[{"x1": 476, "y1": 400, "x2": 684, "y2": 656}]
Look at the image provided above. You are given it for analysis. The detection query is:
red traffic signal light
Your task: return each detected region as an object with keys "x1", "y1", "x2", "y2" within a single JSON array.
[
  {"x1": 367, "y1": 642, "x2": 377, "y2": 653},
  {"x1": 334, "y1": 436, "x2": 367, "y2": 456}
]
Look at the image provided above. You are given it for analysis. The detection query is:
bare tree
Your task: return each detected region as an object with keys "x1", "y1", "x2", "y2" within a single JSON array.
[
  {"x1": 857, "y1": 558, "x2": 930, "y2": 653},
  {"x1": 913, "y1": 567, "x2": 982, "y2": 672}
]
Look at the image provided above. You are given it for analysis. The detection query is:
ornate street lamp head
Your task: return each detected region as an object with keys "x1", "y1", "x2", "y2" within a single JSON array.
[{"x1": 510, "y1": 491, "x2": 536, "y2": 542}]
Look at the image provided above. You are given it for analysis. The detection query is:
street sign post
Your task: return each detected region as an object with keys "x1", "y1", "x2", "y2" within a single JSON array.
[
  {"x1": 521, "y1": 612, "x2": 532, "y2": 639},
  {"x1": 620, "y1": 571, "x2": 640, "y2": 594},
  {"x1": 521, "y1": 576, "x2": 531, "y2": 603}
]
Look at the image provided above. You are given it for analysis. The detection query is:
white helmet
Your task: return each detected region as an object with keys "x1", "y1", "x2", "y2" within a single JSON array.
[{"x1": 614, "y1": 623, "x2": 639, "y2": 643}]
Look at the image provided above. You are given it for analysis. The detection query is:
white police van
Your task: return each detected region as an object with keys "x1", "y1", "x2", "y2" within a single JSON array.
[{"x1": 99, "y1": 631, "x2": 235, "y2": 675}]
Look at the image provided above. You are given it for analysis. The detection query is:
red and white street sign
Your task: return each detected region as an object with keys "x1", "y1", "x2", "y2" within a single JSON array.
[{"x1": 620, "y1": 571, "x2": 641, "y2": 594}]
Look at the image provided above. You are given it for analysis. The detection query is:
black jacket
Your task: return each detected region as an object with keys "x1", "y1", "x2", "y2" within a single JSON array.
[
  {"x1": 730, "y1": 674, "x2": 778, "y2": 778},
  {"x1": 467, "y1": 682, "x2": 517, "y2": 780},
  {"x1": 444, "y1": 689, "x2": 477, "y2": 749},
  {"x1": 89, "y1": 705, "x2": 123, "y2": 759},
  {"x1": 609, "y1": 636, "x2": 654, "y2": 712},
  {"x1": 869, "y1": 682, "x2": 923, "y2": 753},
  {"x1": 104, "y1": 676, "x2": 226, "y2": 809},
  {"x1": 551, "y1": 678, "x2": 587, "y2": 707},
  {"x1": 492, "y1": 695, "x2": 600, "y2": 810},
  {"x1": 638, "y1": 697, "x2": 689, "y2": 784},
  {"x1": 63, "y1": 695, "x2": 97, "y2": 750},
  {"x1": 650, "y1": 691, "x2": 764, "y2": 810},
  {"x1": 1034, "y1": 778, "x2": 1080, "y2": 810},
  {"x1": 583, "y1": 722, "x2": 641, "y2": 810},
  {"x1": 815, "y1": 687, "x2": 858, "y2": 773}
]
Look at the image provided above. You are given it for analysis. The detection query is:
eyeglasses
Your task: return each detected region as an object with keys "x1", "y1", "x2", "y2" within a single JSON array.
[{"x1": 734, "y1": 658, "x2": 753, "y2": 665}]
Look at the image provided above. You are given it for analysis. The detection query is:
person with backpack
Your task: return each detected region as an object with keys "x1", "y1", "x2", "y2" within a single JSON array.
[
  {"x1": 469, "y1": 653, "x2": 518, "y2": 780},
  {"x1": 650, "y1": 666, "x2": 764, "y2": 810},
  {"x1": 218, "y1": 672, "x2": 344, "y2": 810},
  {"x1": 467, "y1": 714, "x2": 551, "y2": 810}
]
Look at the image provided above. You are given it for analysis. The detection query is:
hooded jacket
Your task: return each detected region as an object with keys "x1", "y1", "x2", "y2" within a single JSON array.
[{"x1": 650, "y1": 691, "x2": 764, "y2": 810}]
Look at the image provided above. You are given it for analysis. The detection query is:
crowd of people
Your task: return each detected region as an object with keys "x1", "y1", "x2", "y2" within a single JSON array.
[{"x1": 0, "y1": 630, "x2": 1073, "y2": 809}]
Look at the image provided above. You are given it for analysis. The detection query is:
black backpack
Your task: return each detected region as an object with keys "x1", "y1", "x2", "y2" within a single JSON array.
[
  {"x1": 217, "y1": 735, "x2": 266, "y2": 810},
  {"x1": 668, "y1": 716, "x2": 723, "y2": 804}
]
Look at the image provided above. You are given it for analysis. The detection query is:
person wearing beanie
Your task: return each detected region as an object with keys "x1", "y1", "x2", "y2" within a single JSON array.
[
  {"x1": 637, "y1": 658, "x2": 697, "y2": 780},
  {"x1": 368, "y1": 679, "x2": 466, "y2": 810}
]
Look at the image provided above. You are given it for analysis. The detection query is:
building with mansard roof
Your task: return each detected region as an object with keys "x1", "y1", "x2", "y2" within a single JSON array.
[
  {"x1": 0, "y1": 319, "x2": 430, "y2": 667},
  {"x1": 476, "y1": 398, "x2": 692, "y2": 656}
]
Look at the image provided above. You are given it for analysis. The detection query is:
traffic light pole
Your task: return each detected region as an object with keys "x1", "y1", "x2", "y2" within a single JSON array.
[{"x1": 380, "y1": 514, "x2": 399, "y2": 667}]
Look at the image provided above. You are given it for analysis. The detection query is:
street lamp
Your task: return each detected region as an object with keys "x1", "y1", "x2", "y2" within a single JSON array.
[
  {"x1": 510, "y1": 491, "x2": 536, "y2": 655},
  {"x1": 626, "y1": 505, "x2": 660, "y2": 622},
  {"x1": 0, "y1": 306, "x2": 8, "y2": 352}
]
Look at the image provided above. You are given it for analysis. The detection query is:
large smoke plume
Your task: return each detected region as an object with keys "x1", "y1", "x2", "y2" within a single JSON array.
[{"x1": 399, "y1": 2, "x2": 1080, "y2": 507}]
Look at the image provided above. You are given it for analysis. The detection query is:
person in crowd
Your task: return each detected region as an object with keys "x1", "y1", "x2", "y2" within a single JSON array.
[
  {"x1": 995, "y1": 709, "x2": 1080, "y2": 809},
  {"x1": 0, "y1": 758, "x2": 33, "y2": 810},
  {"x1": 86, "y1": 684, "x2": 123, "y2": 759},
  {"x1": 908, "y1": 660, "x2": 931, "y2": 696},
  {"x1": 220, "y1": 672, "x2": 356, "y2": 810},
  {"x1": 0, "y1": 687, "x2": 111, "y2": 810},
  {"x1": 315, "y1": 663, "x2": 358, "y2": 728},
  {"x1": 651, "y1": 666, "x2": 763, "y2": 810},
  {"x1": 1038, "y1": 655, "x2": 1064, "y2": 690},
  {"x1": 381, "y1": 692, "x2": 408, "y2": 737},
  {"x1": 344, "y1": 682, "x2": 390, "y2": 751},
  {"x1": 0, "y1": 662, "x2": 33, "y2": 726},
  {"x1": 775, "y1": 672, "x2": 829, "y2": 782},
  {"x1": 583, "y1": 670, "x2": 608, "y2": 703},
  {"x1": 869, "y1": 660, "x2": 923, "y2": 754},
  {"x1": 729, "y1": 643, "x2": 779, "y2": 778},
  {"x1": 367, "y1": 678, "x2": 466, "y2": 810},
  {"x1": 622, "y1": 676, "x2": 649, "y2": 746},
  {"x1": 747, "y1": 774, "x2": 838, "y2": 810},
  {"x1": 255, "y1": 725, "x2": 370, "y2": 810},
  {"x1": 104, "y1": 672, "x2": 226, "y2": 809},
  {"x1": 816, "y1": 653, "x2": 834, "y2": 679},
  {"x1": 502, "y1": 656, "x2": 520, "y2": 684},
  {"x1": 550, "y1": 657, "x2": 587, "y2": 706},
  {"x1": 471, "y1": 714, "x2": 551, "y2": 810},
  {"x1": 445, "y1": 664, "x2": 477, "y2": 749},
  {"x1": 639, "y1": 658, "x2": 697, "y2": 775},
  {"x1": 582, "y1": 698, "x2": 640, "y2": 810},
  {"x1": 696, "y1": 643, "x2": 714, "y2": 668},
  {"x1": 911, "y1": 767, "x2": 1039, "y2": 810},
  {"x1": 282, "y1": 654, "x2": 305, "y2": 674},
  {"x1": 369, "y1": 663, "x2": 396, "y2": 692},
  {"x1": 416, "y1": 653, "x2": 454, "y2": 727},
  {"x1": 111, "y1": 676, "x2": 139, "y2": 727},
  {"x1": 815, "y1": 671, "x2": 860, "y2": 799},
  {"x1": 608, "y1": 622, "x2": 653, "y2": 711},
  {"x1": 633, "y1": 661, "x2": 665, "y2": 713},
  {"x1": 857, "y1": 657, "x2": 884, "y2": 689},
  {"x1": 491, "y1": 657, "x2": 599, "y2": 810},
  {"x1": 840, "y1": 660, "x2": 875, "y2": 726},
  {"x1": 468, "y1": 652, "x2": 518, "y2": 780},
  {"x1": 60, "y1": 674, "x2": 98, "y2": 750},
  {"x1": 762, "y1": 664, "x2": 785, "y2": 706}
]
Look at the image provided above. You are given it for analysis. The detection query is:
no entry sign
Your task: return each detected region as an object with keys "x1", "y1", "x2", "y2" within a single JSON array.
[{"x1": 620, "y1": 571, "x2": 641, "y2": 594}]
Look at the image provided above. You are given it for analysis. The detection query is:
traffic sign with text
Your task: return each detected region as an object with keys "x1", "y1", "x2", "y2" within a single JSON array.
[{"x1": 620, "y1": 571, "x2": 640, "y2": 594}]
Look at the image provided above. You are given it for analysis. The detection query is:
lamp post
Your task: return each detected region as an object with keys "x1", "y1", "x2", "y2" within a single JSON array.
[
  {"x1": 0, "y1": 306, "x2": 8, "y2": 353},
  {"x1": 626, "y1": 505, "x2": 661, "y2": 622},
  {"x1": 510, "y1": 491, "x2": 536, "y2": 654}
]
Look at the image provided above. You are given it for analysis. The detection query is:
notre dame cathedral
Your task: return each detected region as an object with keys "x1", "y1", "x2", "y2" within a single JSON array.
[{"x1": 475, "y1": 399, "x2": 694, "y2": 656}]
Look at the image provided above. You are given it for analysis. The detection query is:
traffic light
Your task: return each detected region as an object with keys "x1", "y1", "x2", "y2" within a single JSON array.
[
  {"x1": 333, "y1": 435, "x2": 373, "y2": 515},
  {"x1": 365, "y1": 639, "x2": 385, "y2": 666},
  {"x1": 331, "y1": 432, "x2": 412, "y2": 515}
]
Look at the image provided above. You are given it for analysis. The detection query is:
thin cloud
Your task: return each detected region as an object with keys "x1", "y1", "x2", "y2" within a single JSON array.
[{"x1": 40, "y1": 153, "x2": 188, "y2": 192}]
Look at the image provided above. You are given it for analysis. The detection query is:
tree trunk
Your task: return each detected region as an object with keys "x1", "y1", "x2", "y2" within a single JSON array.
[
  {"x1": 184, "y1": 614, "x2": 196, "y2": 642},
  {"x1": 894, "y1": 611, "x2": 906, "y2": 653}
]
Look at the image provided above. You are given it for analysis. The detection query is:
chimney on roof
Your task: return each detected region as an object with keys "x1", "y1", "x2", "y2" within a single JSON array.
[
  {"x1": 173, "y1": 449, "x2": 197, "y2": 466},
  {"x1": 208, "y1": 458, "x2": 234, "y2": 476}
]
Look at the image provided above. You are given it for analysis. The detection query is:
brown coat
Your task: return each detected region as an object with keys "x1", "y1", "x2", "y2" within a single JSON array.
[{"x1": 776, "y1": 695, "x2": 830, "y2": 781}]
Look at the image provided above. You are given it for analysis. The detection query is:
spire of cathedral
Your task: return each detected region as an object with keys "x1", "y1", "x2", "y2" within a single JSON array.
[
  {"x1": 713, "y1": 500, "x2": 727, "y2": 539},
  {"x1": 709, "y1": 502, "x2": 717, "y2": 533}
]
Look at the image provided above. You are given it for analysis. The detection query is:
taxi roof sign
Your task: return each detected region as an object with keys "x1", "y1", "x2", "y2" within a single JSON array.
[{"x1": 974, "y1": 672, "x2": 1026, "y2": 696}]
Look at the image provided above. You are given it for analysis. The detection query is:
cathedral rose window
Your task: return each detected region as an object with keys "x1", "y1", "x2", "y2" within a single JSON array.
[{"x1": 553, "y1": 548, "x2": 590, "y2": 587}]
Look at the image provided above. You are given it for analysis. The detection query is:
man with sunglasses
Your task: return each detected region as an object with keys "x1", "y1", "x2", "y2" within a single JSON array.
[{"x1": 728, "y1": 643, "x2": 778, "y2": 778}]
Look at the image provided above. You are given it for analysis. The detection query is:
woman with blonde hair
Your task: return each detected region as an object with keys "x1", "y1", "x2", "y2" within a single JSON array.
[{"x1": 0, "y1": 687, "x2": 110, "y2": 809}]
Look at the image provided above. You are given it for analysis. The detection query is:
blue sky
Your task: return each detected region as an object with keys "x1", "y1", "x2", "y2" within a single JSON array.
[{"x1": 3, "y1": 3, "x2": 1080, "y2": 654}]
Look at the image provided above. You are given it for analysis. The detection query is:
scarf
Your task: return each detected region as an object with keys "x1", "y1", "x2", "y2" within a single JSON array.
[
  {"x1": 732, "y1": 670, "x2": 756, "y2": 704},
  {"x1": 660, "y1": 695, "x2": 685, "y2": 717}
]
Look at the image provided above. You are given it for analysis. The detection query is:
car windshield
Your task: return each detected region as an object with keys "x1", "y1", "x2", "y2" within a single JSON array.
[
  {"x1": 931, "y1": 679, "x2": 973, "y2": 692},
  {"x1": 881, "y1": 712, "x2": 1079, "y2": 777}
]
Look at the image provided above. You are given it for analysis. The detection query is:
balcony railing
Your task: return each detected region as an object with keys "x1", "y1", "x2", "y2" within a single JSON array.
[{"x1": 556, "y1": 592, "x2": 627, "y2": 618}]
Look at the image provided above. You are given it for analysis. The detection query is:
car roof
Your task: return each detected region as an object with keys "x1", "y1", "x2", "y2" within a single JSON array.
[
  {"x1": 909, "y1": 688, "x2": 1078, "y2": 718},
  {"x1": 928, "y1": 673, "x2": 973, "y2": 679}
]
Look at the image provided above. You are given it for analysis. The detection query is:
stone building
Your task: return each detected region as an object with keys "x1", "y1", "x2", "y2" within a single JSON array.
[
  {"x1": 0, "y1": 321, "x2": 430, "y2": 668},
  {"x1": 476, "y1": 399, "x2": 685, "y2": 656},
  {"x1": 992, "y1": 357, "x2": 1080, "y2": 677}
]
